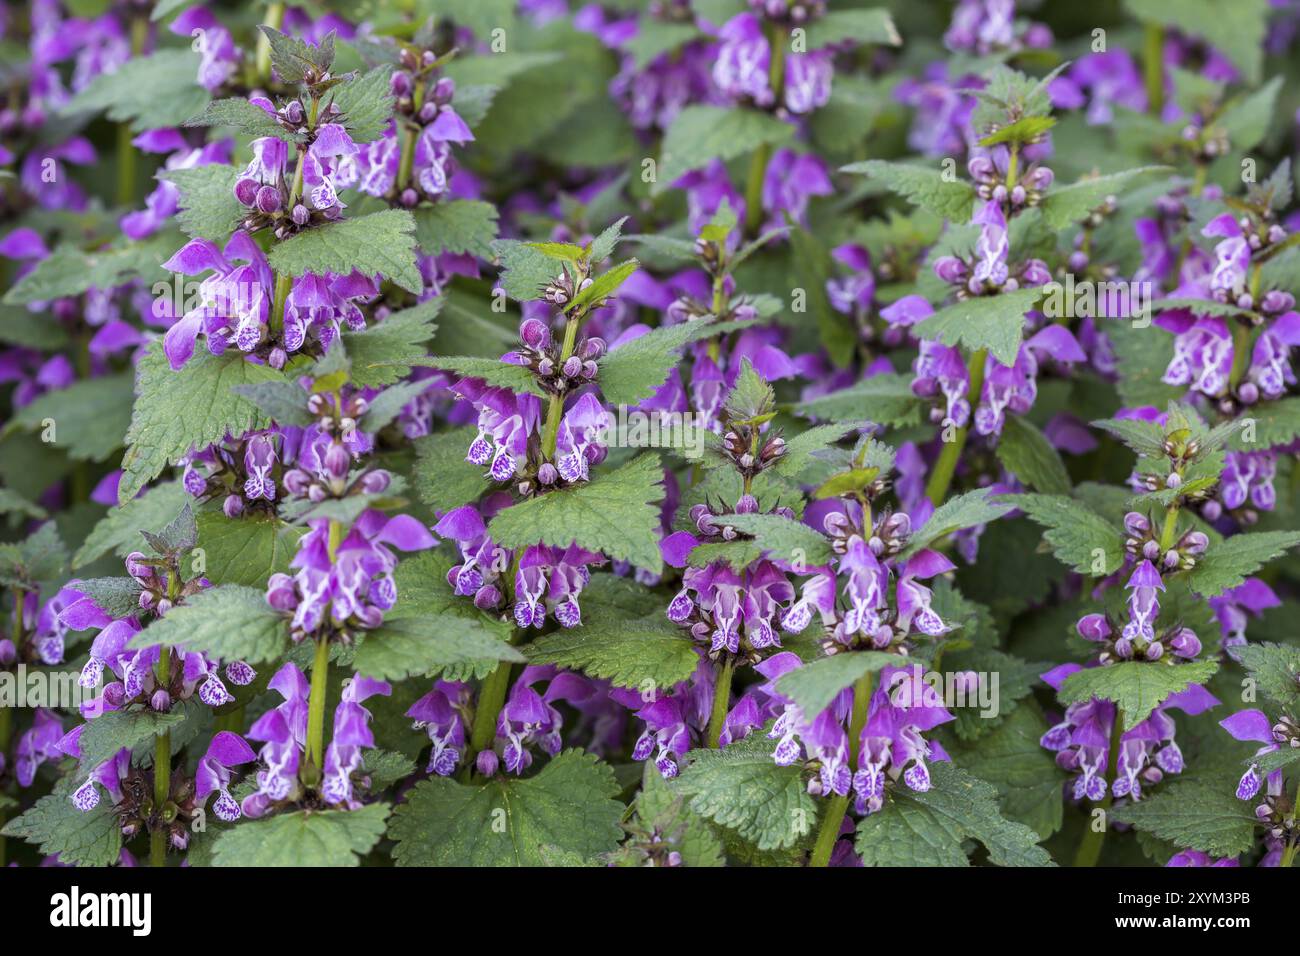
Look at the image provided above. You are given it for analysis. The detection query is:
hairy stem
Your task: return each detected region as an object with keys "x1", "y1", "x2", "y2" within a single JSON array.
[
  {"x1": 705, "y1": 656, "x2": 736, "y2": 748},
  {"x1": 808, "y1": 671, "x2": 873, "y2": 867},
  {"x1": 925, "y1": 347, "x2": 988, "y2": 505},
  {"x1": 467, "y1": 661, "x2": 513, "y2": 765},
  {"x1": 541, "y1": 315, "x2": 582, "y2": 459},
  {"x1": 1158, "y1": 503, "x2": 1180, "y2": 552},
  {"x1": 304, "y1": 633, "x2": 331, "y2": 774},
  {"x1": 1073, "y1": 706, "x2": 1125, "y2": 867},
  {"x1": 150, "y1": 648, "x2": 172, "y2": 867}
]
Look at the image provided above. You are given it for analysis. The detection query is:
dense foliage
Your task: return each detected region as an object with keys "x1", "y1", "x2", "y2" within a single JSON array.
[{"x1": 1, "y1": 0, "x2": 1299, "y2": 869}]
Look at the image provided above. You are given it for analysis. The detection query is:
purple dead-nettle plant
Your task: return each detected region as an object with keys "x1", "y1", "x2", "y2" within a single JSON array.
[{"x1": 4, "y1": 0, "x2": 1300, "y2": 872}]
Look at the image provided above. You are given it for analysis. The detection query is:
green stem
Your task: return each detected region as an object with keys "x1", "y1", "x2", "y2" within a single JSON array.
[
  {"x1": 1073, "y1": 707, "x2": 1125, "y2": 867},
  {"x1": 304, "y1": 633, "x2": 331, "y2": 773},
  {"x1": 809, "y1": 671, "x2": 874, "y2": 867},
  {"x1": 150, "y1": 647, "x2": 172, "y2": 868},
  {"x1": 467, "y1": 661, "x2": 513, "y2": 765},
  {"x1": 541, "y1": 315, "x2": 581, "y2": 460},
  {"x1": 396, "y1": 84, "x2": 424, "y2": 194},
  {"x1": 705, "y1": 656, "x2": 736, "y2": 748},
  {"x1": 255, "y1": 3, "x2": 286, "y2": 85},
  {"x1": 742, "y1": 25, "x2": 786, "y2": 236},
  {"x1": 1158, "y1": 503, "x2": 1180, "y2": 552},
  {"x1": 925, "y1": 347, "x2": 987, "y2": 505},
  {"x1": 115, "y1": 16, "x2": 148, "y2": 206},
  {"x1": 269, "y1": 273, "x2": 292, "y2": 337},
  {"x1": 1143, "y1": 23, "x2": 1164, "y2": 117}
]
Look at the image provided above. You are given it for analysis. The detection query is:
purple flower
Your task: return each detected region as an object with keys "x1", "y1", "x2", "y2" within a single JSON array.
[
  {"x1": 322, "y1": 674, "x2": 392, "y2": 806},
  {"x1": 712, "y1": 13, "x2": 772, "y2": 107},
  {"x1": 408, "y1": 682, "x2": 471, "y2": 776},
  {"x1": 195, "y1": 731, "x2": 256, "y2": 822}
]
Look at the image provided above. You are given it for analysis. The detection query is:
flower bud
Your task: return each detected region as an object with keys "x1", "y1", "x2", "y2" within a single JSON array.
[
  {"x1": 223, "y1": 494, "x2": 245, "y2": 518},
  {"x1": 359, "y1": 469, "x2": 391, "y2": 494},
  {"x1": 234, "y1": 177, "x2": 260, "y2": 206},
  {"x1": 283, "y1": 100, "x2": 305, "y2": 125},
  {"x1": 562, "y1": 355, "x2": 582, "y2": 378},
  {"x1": 1123, "y1": 512, "x2": 1150, "y2": 537},
  {"x1": 519, "y1": 317, "x2": 550, "y2": 351},
  {"x1": 538, "y1": 462, "x2": 558, "y2": 485},
  {"x1": 266, "y1": 573, "x2": 299, "y2": 611},
  {"x1": 1076, "y1": 613, "x2": 1111, "y2": 641},
  {"x1": 476, "y1": 749, "x2": 499, "y2": 777},
  {"x1": 292, "y1": 204, "x2": 310, "y2": 226},
  {"x1": 1179, "y1": 531, "x2": 1208, "y2": 556},
  {"x1": 473, "y1": 585, "x2": 501, "y2": 610},
  {"x1": 390, "y1": 71, "x2": 412, "y2": 97},
  {"x1": 324, "y1": 442, "x2": 351, "y2": 481},
  {"x1": 1168, "y1": 628, "x2": 1201, "y2": 659},
  {"x1": 1145, "y1": 641, "x2": 1164, "y2": 661},
  {"x1": 151, "y1": 689, "x2": 172, "y2": 712}
]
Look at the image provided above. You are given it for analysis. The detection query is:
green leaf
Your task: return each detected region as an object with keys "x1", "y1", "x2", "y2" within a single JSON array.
[
  {"x1": 229, "y1": 379, "x2": 313, "y2": 428},
  {"x1": 949, "y1": 702, "x2": 1065, "y2": 839},
  {"x1": 901, "y1": 488, "x2": 1016, "y2": 558},
  {"x1": 354, "y1": 551, "x2": 520, "y2": 682},
  {"x1": 357, "y1": 380, "x2": 431, "y2": 434},
  {"x1": 119, "y1": 345, "x2": 282, "y2": 504},
  {"x1": 413, "y1": 199, "x2": 499, "y2": 259},
  {"x1": 74, "y1": 481, "x2": 189, "y2": 568},
  {"x1": 70, "y1": 577, "x2": 142, "y2": 621},
  {"x1": 914, "y1": 287, "x2": 1044, "y2": 366},
  {"x1": 805, "y1": 9, "x2": 901, "y2": 48},
  {"x1": 1218, "y1": 76, "x2": 1283, "y2": 152},
  {"x1": 772, "y1": 421, "x2": 866, "y2": 479},
  {"x1": 774, "y1": 652, "x2": 897, "y2": 717},
  {"x1": 1233, "y1": 397, "x2": 1300, "y2": 450},
  {"x1": 713, "y1": 512, "x2": 833, "y2": 567},
  {"x1": 183, "y1": 97, "x2": 299, "y2": 145},
  {"x1": 212, "y1": 803, "x2": 390, "y2": 867},
  {"x1": 655, "y1": 106, "x2": 794, "y2": 195},
  {"x1": 1092, "y1": 416, "x2": 1167, "y2": 458},
  {"x1": 1, "y1": 784, "x2": 122, "y2": 867},
  {"x1": 568, "y1": 259, "x2": 639, "y2": 313},
  {"x1": 342, "y1": 298, "x2": 441, "y2": 387},
  {"x1": 618, "y1": 764, "x2": 724, "y2": 867},
  {"x1": 63, "y1": 49, "x2": 210, "y2": 131},
  {"x1": 420, "y1": 356, "x2": 547, "y2": 397},
  {"x1": 75, "y1": 707, "x2": 190, "y2": 773},
  {"x1": 332, "y1": 66, "x2": 396, "y2": 142},
  {"x1": 597, "y1": 317, "x2": 755, "y2": 407},
  {"x1": 674, "y1": 730, "x2": 816, "y2": 851},
  {"x1": 1186, "y1": 531, "x2": 1300, "y2": 598},
  {"x1": 1009, "y1": 492, "x2": 1125, "y2": 575},
  {"x1": 853, "y1": 762, "x2": 1053, "y2": 866},
  {"x1": 840, "y1": 160, "x2": 977, "y2": 222},
  {"x1": 1110, "y1": 780, "x2": 1258, "y2": 857},
  {"x1": 0, "y1": 522, "x2": 68, "y2": 591},
  {"x1": 162, "y1": 164, "x2": 248, "y2": 242},
  {"x1": 354, "y1": 615, "x2": 523, "y2": 682},
  {"x1": 1058, "y1": 660, "x2": 1220, "y2": 724},
  {"x1": 995, "y1": 415, "x2": 1070, "y2": 493},
  {"x1": 978, "y1": 115, "x2": 1056, "y2": 148},
  {"x1": 0, "y1": 487, "x2": 46, "y2": 520},
  {"x1": 623, "y1": 20, "x2": 702, "y2": 70},
  {"x1": 268, "y1": 209, "x2": 423, "y2": 295},
  {"x1": 492, "y1": 239, "x2": 559, "y2": 302},
  {"x1": 1233, "y1": 643, "x2": 1300, "y2": 711},
  {"x1": 389, "y1": 750, "x2": 624, "y2": 865},
  {"x1": 1038, "y1": 167, "x2": 1170, "y2": 230},
  {"x1": 412, "y1": 427, "x2": 492, "y2": 512},
  {"x1": 794, "y1": 373, "x2": 922, "y2": 427},
  {"x1": 0, "y1": 304, "x2": 69, "y2": 350},
  {"x1": 487, "y1": 453, "x2": 666, "y2": 573},
  {"x1": 525, "y1": 575, "x2": 700, "y2": 690},
  {"x1": 195, "y1": 510, "x2": 303, "y2": 588},
  {"x1": 6, "y1": 372, "x2": 133, "y2": 462},
  {"x1": 4, "y1": 238, "x2": 173, "y2": 305},
  {"x1": 129, "y1": 584, "x2": 288, "y2": 665},
  {"x1": 259, "y1": 24, "x2": 335, "y2": 84}
]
